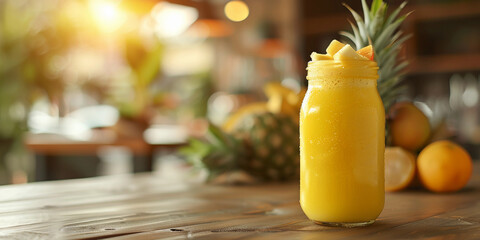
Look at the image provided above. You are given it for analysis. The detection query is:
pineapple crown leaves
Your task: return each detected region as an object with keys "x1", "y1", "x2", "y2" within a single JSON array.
[
  {"x1": 340, "y1": 0, "x2": 412, "y2": 111},
  {"x1": 179, "y1": 123, "x2": 246, "y2": 180}
]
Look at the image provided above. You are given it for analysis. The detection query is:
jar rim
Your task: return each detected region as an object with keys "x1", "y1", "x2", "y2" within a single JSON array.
[{"x1": 307, "y1": 60, "x2": 379, "y2": 81}]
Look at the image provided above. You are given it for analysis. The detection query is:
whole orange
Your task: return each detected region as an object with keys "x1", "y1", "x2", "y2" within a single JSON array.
[
  {"x1": 417, "y1": 140, "x2": 472, "y2": 193},
  {"x1": 389, "y1": 102, "x2": 431, "y2": 151}
]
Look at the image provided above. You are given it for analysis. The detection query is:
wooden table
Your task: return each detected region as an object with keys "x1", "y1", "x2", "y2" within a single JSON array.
[
  {"x1": 1, "y1": 162, "x2": 479, "y2": 239},
  {"x1": 25, "y1": 132, "x2": 185, "y2": 181}
]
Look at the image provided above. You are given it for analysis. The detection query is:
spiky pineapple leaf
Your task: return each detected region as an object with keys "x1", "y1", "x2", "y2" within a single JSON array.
[
  {"x1": 340, "y1": 0, "x2": 411, "y2": 111},
  {"x1": 179, "y1": 123, "x2": 245, "y2": 180},
  {"x1": 375, "y1": 16, "x2": 408, "y2": 51},
  {"x1": 361, "y1": 0, "x2": 370, "y2": 25},
  {"x1": 342, "y1": 3, "x2": 368, "y2": 42},
  {"x1": 339, "y1": 31, "x2": 357, "y2": 45},
  {"x1": 347, "y1": 20, "x2": 362, "y2": 48},
  {"x1": 370, "y1": 0, "x2": 383, "y2": 17},
  {"x1": 385, "y1": 2, "x2": 408, "y2": 27},
  {"x1": 179, "y1": 138, "x2": 211, "y2": 169}
]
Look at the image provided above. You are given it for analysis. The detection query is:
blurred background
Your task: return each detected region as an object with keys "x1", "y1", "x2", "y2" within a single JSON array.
[{"x1": 0, "y1": 0, "x2": 478, "y2": 184}]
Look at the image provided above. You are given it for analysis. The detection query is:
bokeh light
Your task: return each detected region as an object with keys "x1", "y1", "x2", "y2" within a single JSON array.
[
  {"x1": 151, "y1": 2, "x2": 198, "y2": 38},
  {"x1": 89, "y1": 0, "x2": 125, "y2": 32},
  {"x1": 224, "y1": 0, "x2": 249, "y2": 22}
]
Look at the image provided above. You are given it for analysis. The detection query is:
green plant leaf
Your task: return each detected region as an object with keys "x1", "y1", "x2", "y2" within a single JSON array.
[
  {"x1": 347, "y1": 20, "x2": 362, "y2": 49},
  {"x1": 370, "y1": 0, "x2": 384, "y2": 18},
  {"x1": 361, "y1": 0, "x2": 371, "y2": 25},
  {"x1": 343, "y1": 3, "x2": 368, "y2": 44},
  {"x1": 385, "y1": 1, "x2": 408, "y2": 28},
  {"x1": 339, "y1": 31, "x2": 357, "y2": 46}
]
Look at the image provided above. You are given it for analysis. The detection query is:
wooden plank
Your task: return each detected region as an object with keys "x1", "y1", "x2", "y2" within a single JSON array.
[
  {"x1": 0, "y1": 162, "x2": 478, "y2": 239},
  {"x1": 369, "y1": 202, "x2": 480, "y2": 239}
]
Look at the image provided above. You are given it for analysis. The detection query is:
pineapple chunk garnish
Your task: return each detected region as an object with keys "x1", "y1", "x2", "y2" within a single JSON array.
[
  {"x1": 326, "y1": 39, "x2": 346, "y2": 56},
  {"x1": 310, "y1": 52, "x2": 332, "y2": 61},
  {"x1": 310, "y1": 40, "x2": 373, "y2": 62},
  {"x1": 333, "y1": 44, "x2": 369, "y2": 61}
]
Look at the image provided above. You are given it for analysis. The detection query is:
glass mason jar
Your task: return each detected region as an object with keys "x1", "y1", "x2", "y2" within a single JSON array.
[{"x1": 300, "y1": 59, "x2": 385, "y2": 227}]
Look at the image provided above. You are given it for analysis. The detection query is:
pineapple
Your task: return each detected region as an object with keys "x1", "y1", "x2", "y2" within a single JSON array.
[
  {"x1": 181, "y1": 0, "x2": 410, "y2": 182},
  {"x1": 340, "y1": 0, "x2": 411, "y2": 112},
  {"x1": 181, "y1": 84, "x2": 302, "y2": 182},
  {"x1": 231, "y1": 111, "x2": 300, "y2": 181}
]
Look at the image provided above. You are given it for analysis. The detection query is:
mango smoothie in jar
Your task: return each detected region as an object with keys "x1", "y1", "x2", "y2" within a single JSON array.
[{"x1": 300, "y1": 40, "x2": 385, "y2": 227}]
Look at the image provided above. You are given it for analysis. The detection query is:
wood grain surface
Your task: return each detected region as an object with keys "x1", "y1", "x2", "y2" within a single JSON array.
[{"x1": 0, "y1": 162, "x2": 479, "y2": 239}]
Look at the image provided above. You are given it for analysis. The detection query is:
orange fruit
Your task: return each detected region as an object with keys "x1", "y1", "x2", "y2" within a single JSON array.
[
  {"x1": 357, "y1": 45, "x2": 374, "y2": 60},
  {"x1": 417, "y1": 140, "x2": 472, "y2": 193},
  {"x1": 384, "y1": 147, "x2": 416, "y2": 192},
  {"x1": 389, "y1": 102, "x2": 431, "y2": 151}
]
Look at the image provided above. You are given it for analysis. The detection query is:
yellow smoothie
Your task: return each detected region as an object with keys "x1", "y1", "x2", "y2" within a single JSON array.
[{"x1": 300, "y1": 44, "x2": 385, "y2": 226}]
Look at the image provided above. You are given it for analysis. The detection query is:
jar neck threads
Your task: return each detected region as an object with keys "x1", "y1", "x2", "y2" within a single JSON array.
[{"x1": 306, "y1": 60, "x2": 379, "y2": 81}]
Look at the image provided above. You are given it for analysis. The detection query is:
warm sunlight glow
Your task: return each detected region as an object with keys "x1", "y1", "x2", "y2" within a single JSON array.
[
  {"x1": 224, "y1": 0, "x2": 249, "y2": 22},
  {"x1": 151, "y1": 2, "x2": 198, "y2": 38},
  {"x1": 90, "y1": 0, "x2": 125, "y2": 32}
]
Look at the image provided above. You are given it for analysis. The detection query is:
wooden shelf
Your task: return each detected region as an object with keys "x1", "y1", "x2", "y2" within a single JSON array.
[
  {"x1": 303, "y1": 1, "x2": 480, "y2": 35},
  {"x1": 407, "y1": 54, "x2": 480, "y2": 75},
  {"x1": 405, "y1": 1, "x2": 480, "y2": 21},
  {"x1": 302, "y1": 1, "x2": 480, "y2": 75}
]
